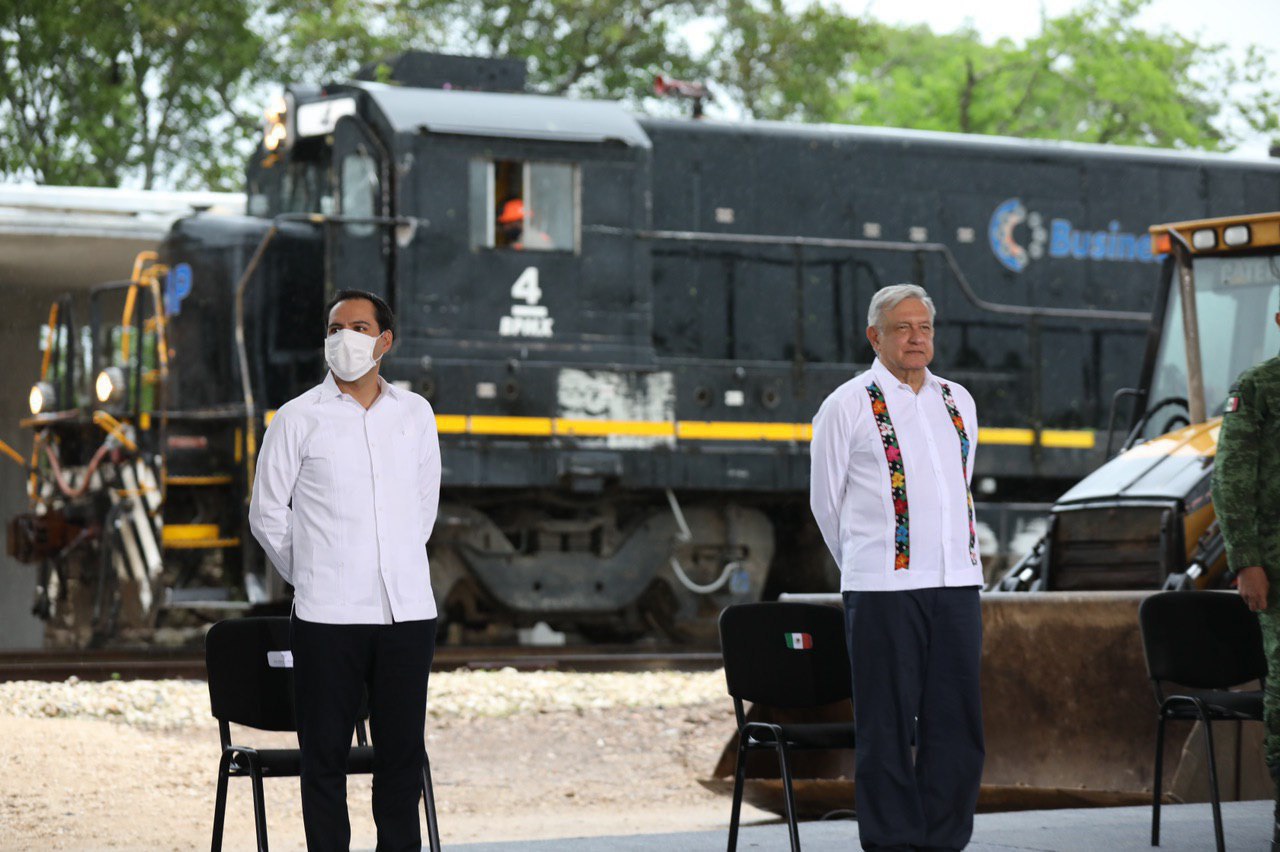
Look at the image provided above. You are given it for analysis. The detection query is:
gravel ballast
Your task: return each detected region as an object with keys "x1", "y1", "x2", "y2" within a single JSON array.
[
  {"x1": 0, "y1": 669, "x2": 728, "y2": 728},
  {"x1": 0, "y1": 670, "x2": 771, "y2": 850}
]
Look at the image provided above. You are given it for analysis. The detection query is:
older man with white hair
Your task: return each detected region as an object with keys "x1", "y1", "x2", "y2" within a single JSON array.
[{"x1": 810, "y1": 283, "x2": 985, "y2": 852}]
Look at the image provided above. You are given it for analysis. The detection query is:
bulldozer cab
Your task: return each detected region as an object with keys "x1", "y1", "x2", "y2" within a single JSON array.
[
  {"x1": 1132, "y1": 213, "x2": 1280, "y2": 445},
  {"x1": 995, "y1": 212, "x2": 1280, "y2": 595}
]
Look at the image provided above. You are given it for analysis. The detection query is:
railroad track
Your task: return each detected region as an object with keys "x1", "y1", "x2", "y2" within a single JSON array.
[{"x1": 0, "y1": 645, "x2": 724, "y2": 682}]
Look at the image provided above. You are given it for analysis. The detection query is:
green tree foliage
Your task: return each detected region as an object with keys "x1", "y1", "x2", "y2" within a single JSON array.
[
  {"x1": 255, "y1": 0, "x2": 450, "y2": 85},
  {"x1": 0, "y1": 0, "x2": 263, "y2": 189},
  {"x1": 0, "y1": 0, "x2": 1275, "y2": 190},
  {"x1": 1232, "y1": 45, "x2": 1280, "y2": 147},
  {"x1": 450, "y1": 0, "x2": 705, "y2": 97},
  {"x1": 807, "y1": 0, "x2": 1256, "y2": 150},
  {"x1": 710, "y1": 0, "x2": 873, "y2": 121},
  {"x1": 0, "y1": 0, "x2": 131, "y2": 186},
  {"x1": 261, "y1": 0, "x2": 706, "y2": 100}
]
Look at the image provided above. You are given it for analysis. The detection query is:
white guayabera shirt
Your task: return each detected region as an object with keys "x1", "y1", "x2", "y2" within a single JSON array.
[
  {"x1": 249, "y1": 372, "x2": 441, "y2": 624},
  {"x1": 810, "y1": 358, "x2": 984, "y2": 592}
]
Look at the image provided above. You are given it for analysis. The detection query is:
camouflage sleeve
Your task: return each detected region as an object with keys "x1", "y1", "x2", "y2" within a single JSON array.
[{"x1": 1213, "y1": 375, "x2": 1263, "y2": 573}]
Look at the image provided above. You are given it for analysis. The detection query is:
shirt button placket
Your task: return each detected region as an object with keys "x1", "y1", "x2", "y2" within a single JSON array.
[
  {"x1": 920, "y1": 395, "x2": 950, "y2": 579},
  {"x1": 366, "y1": 410, "x2": 387, "y2": 604}
]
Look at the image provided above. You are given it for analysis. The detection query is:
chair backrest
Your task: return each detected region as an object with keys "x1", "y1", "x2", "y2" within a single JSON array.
[
  {"x1": 206, "y1": 616, "x2": 297, "y2": 732},
  {"x1": 1139, "y1": 590, "x2": 1267, "y2": 690},
  {"x1": 719, "y1": 602, "x2": 852, "y2": 708}
]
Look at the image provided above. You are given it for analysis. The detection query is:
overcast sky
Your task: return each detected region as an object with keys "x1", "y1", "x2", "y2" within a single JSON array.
[{"x1": 800, "y1": 0, "x2": 1280, "y2": 157}]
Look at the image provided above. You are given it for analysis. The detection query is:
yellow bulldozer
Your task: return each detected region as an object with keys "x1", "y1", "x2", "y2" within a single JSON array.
[
  {"x1": 709, "y1": 211, "x2": 1280, "y2": 815},
  {"x1": 998, "y1": 211, "x2": 1280, "y2": 594}
]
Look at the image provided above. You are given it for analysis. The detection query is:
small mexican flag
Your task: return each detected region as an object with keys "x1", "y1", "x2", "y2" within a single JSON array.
[{"x1": 784, "y1": 632, "x2": 813, "y2": 650}]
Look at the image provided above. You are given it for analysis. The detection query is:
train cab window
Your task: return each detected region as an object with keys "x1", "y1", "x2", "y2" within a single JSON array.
[
  {"x1": 247, "y1": 189, "x2": 269, "y2": 217},
  {"x1": 249, "y1": 152, "x2": 330, "y2": 217},
  {"x1": 1142, "y1": 254, "x2": 1280, "y2": 441},
  {"x1": 283, "y1": 156, "x2": 329, "y2": 214},
  {"x1": 340, "y1": 148, "x2": 378, "y2": 237},
  {"x1": 470, "y1": 158, "x2": 578, "y2": 252}
]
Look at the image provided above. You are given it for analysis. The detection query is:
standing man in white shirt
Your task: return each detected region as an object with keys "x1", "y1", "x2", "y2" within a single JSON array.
[
  {"x1": 249, "y1": 289, "x2": 441, "y2": 852},
  {"x1": 810, "y1": 284, "x2": 984, "y2": 852}
]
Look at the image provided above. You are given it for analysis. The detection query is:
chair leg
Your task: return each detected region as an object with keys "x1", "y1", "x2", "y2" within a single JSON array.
[
  {"x1": 776, "y1": 742, "x2": 801, "y2": 852},
  {"x1": 1200, "y1": 717, "x2": 1225, "y2": 852},
  {"x1": 1152, "y1": 713, "x2": 1166, "y2": 847},
  {"x1": 249, "y1": 766, "x2": 269, "y2": 852},
  {"x1": 422, "y1": 754, "x2": 442, "y2": 852},
  {"x1": 211, "y1": 753, "x2": 232, "y2": 852},
  {"x1": 727, "y1": 741, "x2": 748, "y2": 852}
]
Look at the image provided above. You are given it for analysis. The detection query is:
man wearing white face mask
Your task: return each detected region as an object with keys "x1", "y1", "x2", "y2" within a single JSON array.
[{"x1": 249, "y1": 289, "x2": 441, "y2": 852}]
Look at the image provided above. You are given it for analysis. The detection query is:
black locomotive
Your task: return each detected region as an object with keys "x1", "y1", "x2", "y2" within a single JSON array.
[{"x1": 13, "y1": 52, "x2": 1280, "y2": 645}]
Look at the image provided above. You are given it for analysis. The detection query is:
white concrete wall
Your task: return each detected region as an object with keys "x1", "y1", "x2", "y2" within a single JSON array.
[{"x1": 0, "y1": 289, "x2": 56, "y2": 648}]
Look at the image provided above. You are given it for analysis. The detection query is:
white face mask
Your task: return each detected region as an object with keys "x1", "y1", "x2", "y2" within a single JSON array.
[{"x1": 325, "y1": 328, "x2": 384, "y2": 382}]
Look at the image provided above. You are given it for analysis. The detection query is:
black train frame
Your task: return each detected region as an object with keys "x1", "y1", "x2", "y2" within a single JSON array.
[{"x1": 24, "y1": 53, "x2": 1280, "y2": 642}]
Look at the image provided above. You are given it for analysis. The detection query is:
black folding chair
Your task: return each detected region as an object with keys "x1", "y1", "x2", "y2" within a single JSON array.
[
  {"x1": 1139, "y1": 590, "x2": 1266, "y2": 852},
  {"x1": 205, "y1": 616, "x2": 442, "y2": 852},
  {"x1": 719, "y1": 601, "x2": 856, "y2": 852}
]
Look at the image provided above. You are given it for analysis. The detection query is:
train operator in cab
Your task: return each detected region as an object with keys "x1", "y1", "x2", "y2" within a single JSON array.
[
  {"x1": 1214, "y1": 323, "x2": 1280, "y2": 852},
  {"x1": 249, "y1": 289, "x2": 441, "y2": 852},
  {"x1": 811, "y1": 283, "x2": 984, "y2": 851},
  {"x1": 497, "y1": 197, "x2": 554, "y2": 250}
]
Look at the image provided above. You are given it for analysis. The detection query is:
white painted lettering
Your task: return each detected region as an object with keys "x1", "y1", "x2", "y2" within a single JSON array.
[{"x1": 499, "y1": 316, "x2": 554, "y2": 338}]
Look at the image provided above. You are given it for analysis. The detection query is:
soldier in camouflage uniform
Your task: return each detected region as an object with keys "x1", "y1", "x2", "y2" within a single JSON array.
[{"x1": 1213, "y1": 349, "x2": 1280, "y2": 849}]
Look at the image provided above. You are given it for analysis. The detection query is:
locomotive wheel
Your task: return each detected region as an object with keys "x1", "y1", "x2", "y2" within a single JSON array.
[{"x1": 639, "y1": 581, "x2": 720, "y2": 646}]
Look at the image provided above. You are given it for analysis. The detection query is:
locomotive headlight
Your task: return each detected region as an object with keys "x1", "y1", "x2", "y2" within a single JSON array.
[
  {"x1": 96, "y1": 367, "x2": 125, "y2": 405},
  {"x1": 263, "y1": 95, "x2": 289, "y2": 152},
  {"x1": 28, "y1": 381, "x2": 55, "y2": 415}
]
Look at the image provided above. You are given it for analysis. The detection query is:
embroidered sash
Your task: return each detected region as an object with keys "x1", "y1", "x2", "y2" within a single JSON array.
[
  {"x1": 866, "y1": 382, "x2": 909, "y2": 571},
  {"x1": 865, "y1": 381, "x2": 979, "y2": 571}
]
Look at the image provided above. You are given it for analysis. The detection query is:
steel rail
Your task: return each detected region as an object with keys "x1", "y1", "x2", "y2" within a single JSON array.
[{"x1": 0, "y1": 645, "x2": 724, "y2": 682}]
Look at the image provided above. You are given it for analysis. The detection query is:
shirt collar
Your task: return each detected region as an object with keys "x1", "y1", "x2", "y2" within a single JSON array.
[
  {"x1": 316, "y1": 371, "x2": 401, "y2": 404},
  {"x1": 870, "y1": 357, "x2": 940, "y2": 395}
]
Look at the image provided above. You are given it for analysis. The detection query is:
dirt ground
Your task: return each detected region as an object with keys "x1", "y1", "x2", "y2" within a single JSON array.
[{"x1": 0, "y1": 700, "x2": 775, "y2": 850}]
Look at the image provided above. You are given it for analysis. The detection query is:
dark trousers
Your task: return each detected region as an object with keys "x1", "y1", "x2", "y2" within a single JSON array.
[
  {"x1": 844, "y1": 587, "x2": 984, "y2": 852},
  {"x1": 291, "y1": 615, "x2": 437, "y2": 852}
]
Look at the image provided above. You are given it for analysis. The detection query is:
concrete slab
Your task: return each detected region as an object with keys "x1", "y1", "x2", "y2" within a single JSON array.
[{"x1": 444, "y1": 801, "x2": 1271, "y2": 851}]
